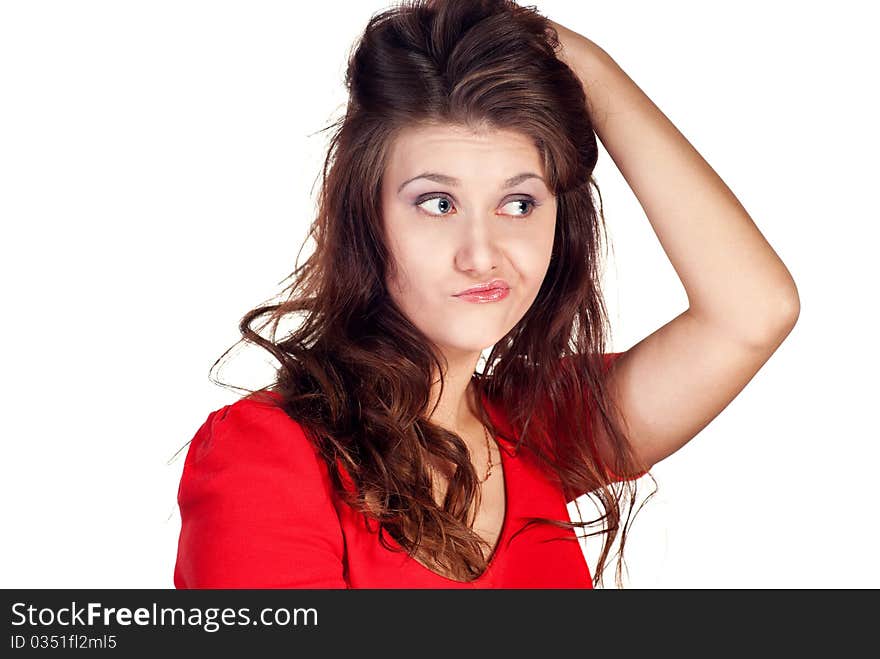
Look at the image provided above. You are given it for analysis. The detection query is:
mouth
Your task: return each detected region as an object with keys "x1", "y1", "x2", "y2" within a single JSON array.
[
  {"x1": 453, "y1": 278, "x2": 511, "y2": 297},
  {"x1": 453, "y1": 279, "x2": 511, "y2": 303}
]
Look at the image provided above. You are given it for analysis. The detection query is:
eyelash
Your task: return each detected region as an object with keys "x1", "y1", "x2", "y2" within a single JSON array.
[{"x1": 414, "y1": 194, "x2": 540, "y2": 219}]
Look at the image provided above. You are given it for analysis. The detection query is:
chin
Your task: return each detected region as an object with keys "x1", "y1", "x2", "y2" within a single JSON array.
[{"x1": 437, "y1": 337, "x2": 500, "y2": 357}]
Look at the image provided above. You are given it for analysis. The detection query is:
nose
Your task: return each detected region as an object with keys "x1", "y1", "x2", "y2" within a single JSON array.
[{"x1": 454, "y1": 214, "x2": 501, "y2": 275}]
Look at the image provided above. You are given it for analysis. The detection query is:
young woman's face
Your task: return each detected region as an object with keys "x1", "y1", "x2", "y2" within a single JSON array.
[{"x1": 380, "y1": 123, "x2": 557, "y2": 361}]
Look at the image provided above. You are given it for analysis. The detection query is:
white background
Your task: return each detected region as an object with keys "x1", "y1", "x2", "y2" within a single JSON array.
[{"x1": 2, "y1": 0, "x2": 876, "y2": 588}]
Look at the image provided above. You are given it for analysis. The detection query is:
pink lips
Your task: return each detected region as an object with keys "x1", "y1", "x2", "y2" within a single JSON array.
[{"x1": 454, "y1": 278, "x2": 511, "y2": 303}]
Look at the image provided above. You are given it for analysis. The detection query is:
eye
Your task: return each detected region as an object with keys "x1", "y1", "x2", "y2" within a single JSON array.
[
  {"x1": 415, "y1": 195, "x2": 457, "y2": 217},
  {"x1": 501, "y1": 198, "x2": 539, "y2": 218},
  {"x1": 414, "y1": 194, "x2": 539, "y2": 219}
]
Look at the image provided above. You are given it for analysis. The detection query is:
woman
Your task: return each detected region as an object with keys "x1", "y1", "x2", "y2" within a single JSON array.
[{"x1": 173, "y1": 0, "x2": 799, "y2": 589}]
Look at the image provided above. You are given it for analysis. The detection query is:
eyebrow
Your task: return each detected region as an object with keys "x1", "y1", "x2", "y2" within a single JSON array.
[{"x1": 397, "y1": 171, "x2": 546, "y2": 194}]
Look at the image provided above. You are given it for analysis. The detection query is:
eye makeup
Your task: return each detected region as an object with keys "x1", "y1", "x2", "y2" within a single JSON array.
[{"x1": 414, "y1": 193, "x2": 542, "y2": 219}]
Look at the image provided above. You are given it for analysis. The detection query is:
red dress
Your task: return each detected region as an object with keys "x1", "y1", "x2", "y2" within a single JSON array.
[{"x1": 173, "y1": 353, "x2": 640, "y2": 589}]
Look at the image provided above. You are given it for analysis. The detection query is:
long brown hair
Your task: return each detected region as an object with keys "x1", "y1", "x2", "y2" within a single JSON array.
[{"x1": 207, "y1": 0, "x2": 655, "y2": 587}]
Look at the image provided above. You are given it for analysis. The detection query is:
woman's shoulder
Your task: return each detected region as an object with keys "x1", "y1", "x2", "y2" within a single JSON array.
[
  {"x1": 174, "y1": 389, "x2": 347, "y2": 589},
  {"x1": 180, "y1": 389, "x2": 325, "y2": 482}
]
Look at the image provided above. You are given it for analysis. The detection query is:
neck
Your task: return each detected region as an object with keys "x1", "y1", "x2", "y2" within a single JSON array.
[{"x1": 426, "y1": 351, "x2": 482, "y2": 435}]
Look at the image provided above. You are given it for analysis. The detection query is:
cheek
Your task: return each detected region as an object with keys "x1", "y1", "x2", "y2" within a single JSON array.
[
  {"x1": 513, "y1": 229, "x2": 554, "y2": 273},
  {"x1": 384, "y1": 221, "x2": 443, "y2": 286},
  {"x1": 385, "y1": 242, "x2": 438, "y2": 301},
  {"x1": 534, "y1": 216, "x2": 557, "y2": 273},
  {"x1": 382, "y1": 212, "x2": 413, "y2": 287},
  {"x1": 383, "y1": 204, "x2": 430, "y2": 254}
]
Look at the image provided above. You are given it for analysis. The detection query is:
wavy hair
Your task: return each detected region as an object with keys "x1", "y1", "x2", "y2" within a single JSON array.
[{"x1": 207, "y1": 0, "x2": 656, "y2": 587}]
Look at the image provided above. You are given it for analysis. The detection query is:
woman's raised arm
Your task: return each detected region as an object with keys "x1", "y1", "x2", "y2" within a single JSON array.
[{"x1": 546, "y1": 18, "x2": 800, "y2": 470}]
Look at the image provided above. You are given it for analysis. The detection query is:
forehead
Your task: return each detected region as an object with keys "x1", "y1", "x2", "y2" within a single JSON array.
[{"x1": 385, "y1": 124, "x2": 544, "y2": 177}]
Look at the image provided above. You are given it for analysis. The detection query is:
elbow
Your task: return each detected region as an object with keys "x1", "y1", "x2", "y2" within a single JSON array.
[
  {"x1": 748, "y1": 287, "x2": 801, "y2": 349},
  {"x1": 781, "y1": 286, "x2": 801, "y2": 328},
  {"x1": 690, "y1": 277, "x2": 801, "y2": 350},
  {"x1": 774, "y1": 278, "x2": 801, "y2": 333}
]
